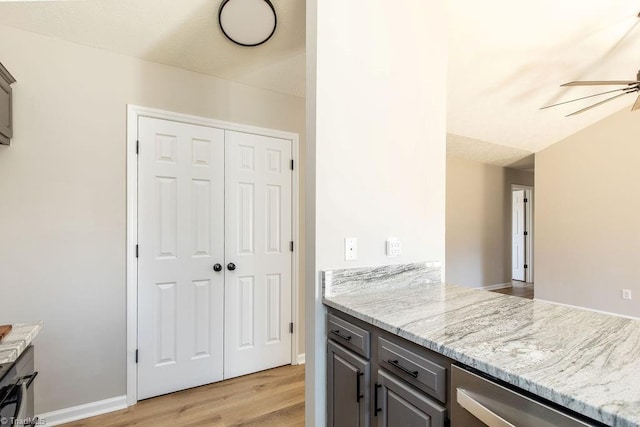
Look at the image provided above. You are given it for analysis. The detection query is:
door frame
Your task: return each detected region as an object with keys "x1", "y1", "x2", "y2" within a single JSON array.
[
  {"x1": 511, "y1": 184, "x2": 533, "y2": 284},
  {"x1": 125, "y1": 105, "x2": 301, "y2": 406}
]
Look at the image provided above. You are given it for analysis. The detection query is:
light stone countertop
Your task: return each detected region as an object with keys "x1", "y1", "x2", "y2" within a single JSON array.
[
  {"x1": 0, "y1": 322, "x2": 43, "y2": 364},
  {"x1": 322, "y1": 263, "x2": 640, "y2": 427}
]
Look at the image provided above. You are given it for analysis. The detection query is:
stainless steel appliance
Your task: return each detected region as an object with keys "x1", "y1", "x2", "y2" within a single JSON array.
[
  {"x1": 451, "y1": 365, "x2": 603, "y2": 427},
  {"x1": 0, "y1": 346, "x2": 38, "y2": 427}
]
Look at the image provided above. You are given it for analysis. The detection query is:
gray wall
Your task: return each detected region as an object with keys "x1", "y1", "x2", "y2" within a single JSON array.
[
  {"x1": 305, "y1": 1, "x2": 448, "y2": 424},
  {"x1": 535, "y1": 106, "x2": 640, "y2": 318},
  {"x1": 0, "y1": 25, "x2": 305, "y2": 413},
  {"x1": 446, "y1": 156, "x2": 534, "y2": 288}
]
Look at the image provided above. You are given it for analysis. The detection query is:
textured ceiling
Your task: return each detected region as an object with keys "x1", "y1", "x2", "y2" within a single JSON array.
[
  {"x1": 449, "y1": 0, "x2": 640, "y2": 152},
  {"x1": 0, "y1": 0, "x2": 305, "y2": 97},
  {"x1": 447, "y1": 134, "x2": 535, "y2": 170}
]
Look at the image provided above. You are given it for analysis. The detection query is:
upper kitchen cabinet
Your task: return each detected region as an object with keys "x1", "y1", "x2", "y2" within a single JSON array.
[{"x1": 0, "y1": 62, "x2": 16, "y2": 146}]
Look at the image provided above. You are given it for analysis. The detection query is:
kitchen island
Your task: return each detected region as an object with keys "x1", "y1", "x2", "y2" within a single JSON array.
[
  {"x1": 323, "y1": 263, "x2": 640, "y2": 427},
  {"x1": 0, "y1": 322, "x2": 43, "y2": 364}
]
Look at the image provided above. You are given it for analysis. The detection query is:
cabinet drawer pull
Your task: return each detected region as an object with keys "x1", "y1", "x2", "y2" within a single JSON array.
[
  {"x1": 374, "y1": 383, "x2": 382, "y2": 416},
  {"x1": 388, "y1": 359, "x2": 419, "y2": 378},
  {"x1": 356, "y1": 371, "x2": 364, "y2": 402},
  {"x1": 330, "y1": 330, "x2": 352, "y2": 341}
]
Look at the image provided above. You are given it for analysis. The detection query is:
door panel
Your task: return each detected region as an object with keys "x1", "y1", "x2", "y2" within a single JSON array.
[
  {"x1": 224, "y1": 130, "x2": 292, "y2": 379},
  {"x1": 327, "y1": 341, "x2": 370, "y2": 427},
  {"x1": 266, "y1": 274, "x2": 282, "y2": 343},
  {"x1": 137, "y1": 117, "x2": 225, "y2": 399},
  {"x1": 512, "y1": 190, "x2": 525, "y2": 281},
  {"x1": 377, "y1": 370, "x2": 446, "y2": 427},
  {"x1": 238, "y1": 276, "x2": 255, "y2": 349}
]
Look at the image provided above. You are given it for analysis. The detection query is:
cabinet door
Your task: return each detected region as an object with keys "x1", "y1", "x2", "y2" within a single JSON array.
[
  {"x1": 0, "y1": 77, "x2": 11, "y2": 145},
  {"x1": 328, "y1": 340, "x2": 370, "y2": 427},
  {"x1": 376, "y1": 370, "x2": 446, "y2": 427}
]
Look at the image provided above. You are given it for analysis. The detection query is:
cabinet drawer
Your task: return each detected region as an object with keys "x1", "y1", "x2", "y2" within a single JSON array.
[
  {"x1": 378, "y1": 337, "x2": 447, "y2": 403},
  {"x1": 0, "y1": 80, "x2": 11, "y2": 145},
  {"x1": 327, "y1": 313, "x2": 371, "y2": 358}
]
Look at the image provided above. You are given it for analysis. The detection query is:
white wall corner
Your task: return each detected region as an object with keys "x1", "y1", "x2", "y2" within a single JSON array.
[{"x1": 37, "y1": 395, "x2": 127, "y2": 426}]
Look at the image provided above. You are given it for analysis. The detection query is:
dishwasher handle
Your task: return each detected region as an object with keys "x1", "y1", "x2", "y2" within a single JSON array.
[{"x1": 457, "y1": 388, "x2": 516, "y2": 427}]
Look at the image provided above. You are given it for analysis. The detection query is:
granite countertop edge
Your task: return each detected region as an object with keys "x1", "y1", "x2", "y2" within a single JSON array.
[{"x1": 0, "y1": 322, "x2": 43, "y2": 364}]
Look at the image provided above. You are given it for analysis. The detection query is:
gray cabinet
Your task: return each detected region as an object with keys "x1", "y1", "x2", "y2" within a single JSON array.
[
  {"x1": 376, "y1": 370, "x2": 446, "y2": 427},
  {"x1": 327, "y1": 309, "x2": 451, "y2": 427},
  {"x1": 327, "y1": 340, "x2": 370, "y2": 427},
  {"x1": 0, "y1": 62, "x2": 16, "y2": 146}
]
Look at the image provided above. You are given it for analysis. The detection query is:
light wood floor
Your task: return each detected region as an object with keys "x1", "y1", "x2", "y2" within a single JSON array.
[
  {"x1": 492, "y1": 284, "x2": 534, "y2": 299},
  {"x1": 61, "y1": 364, "x2": 304, "y2": 427}
]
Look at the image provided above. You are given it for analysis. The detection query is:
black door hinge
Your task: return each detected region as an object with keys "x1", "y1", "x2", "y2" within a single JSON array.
[
  {"x1": 524, "y1": 231, "x2": 528, "y2": 236},
  {"x1": 289, "y1": 322, "x2": 294, "y2": 334},
  {"x1": 135, "y1": 349, "x2": 139, "y2": 364},
  {"x1": 290, "y1": 241, "x2": 294, "y2": 252},
  {"x1": 524, "y1": 198, "x2": 528, "y2": 203},
  {"x1": 136, "y1": 245, "x2": 139, "y2": 258},
  {"x1": 524, "y1": 264, "x2": 528, "y2": 269},
  {"x1": 290, "y1": 159, "x2": 294, "y2": 170},
  {"x1": 136, "y1": 140, "x2": 139, "y2": 155}
]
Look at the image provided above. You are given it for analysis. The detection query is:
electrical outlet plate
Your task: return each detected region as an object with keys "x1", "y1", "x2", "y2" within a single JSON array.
[
  {"x1": 345, "y1": 237, "x2": 357, "y2": 261},
  {"x1": 622, "y1": 289, "x2": 632, "y2": 300},
  {"x1": 386, "y1": 237, "x2": 401, "y2": 257}
]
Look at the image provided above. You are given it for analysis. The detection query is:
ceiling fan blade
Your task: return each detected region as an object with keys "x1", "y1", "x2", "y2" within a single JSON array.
[
  {"x1": 562, "y1": 80, "x2": 639, "y2": 86},
  {"x1": 540, "y1": 87, "x2": 630, "y2": 110},
  {"x1": 566, "y1": 91, "x2": 634, "y2": 116},
  {"x1": 632, "y1": 94, "x2": 640, "y2": 111}
]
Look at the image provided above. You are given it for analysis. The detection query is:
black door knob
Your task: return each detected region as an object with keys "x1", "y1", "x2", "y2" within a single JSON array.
[
  {"x1": 213, "y1": 263, "x2": 222, "y2": 272},
  {"x1": 227, "y1": 262, "x2": 236, "y2": 271}
]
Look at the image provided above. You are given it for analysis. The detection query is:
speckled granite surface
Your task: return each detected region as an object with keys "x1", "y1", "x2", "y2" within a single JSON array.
[
  {"x1": 323, "y1": 264, "x2": 640, "y2": 427},
  {"x1": 323, "y1": 261, "x2": 441, "y2": 297},
  {"x1": 0, "y1": 322, "x2": 43, "y2": 364}
]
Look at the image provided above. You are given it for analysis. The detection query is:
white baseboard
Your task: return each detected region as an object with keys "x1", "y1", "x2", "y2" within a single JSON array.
[
  {"x1": 477, "y1": 283, "x2": 512, "y2": 291},
  {"x1": 534, "y1": 299, "x2": 640, "y2": 320},
  {"x1": 38, "y1": 395, "x2": 127, "y2": 426},
  {"x1": 297, "y1": 353, "x2": 305, "y2": 365}
]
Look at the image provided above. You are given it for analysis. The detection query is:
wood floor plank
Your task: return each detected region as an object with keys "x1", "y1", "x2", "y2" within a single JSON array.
[
  {"x1": 61, "y1": 365, "x2": 304, "y2": 427},
  {"x1": 492, "y1": 285, "x2": 534, "y2": 299}
]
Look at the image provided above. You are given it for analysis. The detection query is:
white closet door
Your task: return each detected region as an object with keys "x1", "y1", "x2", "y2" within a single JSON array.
[
  {"x1": 137, "y1": 117, "x2": 225, "y2": 399},
  {"x1": 512, "y1": 190, "x2": 526, "y2": 281},
  {"x1": 224, "y1": 130, "x2": 293, "y2": 379}
]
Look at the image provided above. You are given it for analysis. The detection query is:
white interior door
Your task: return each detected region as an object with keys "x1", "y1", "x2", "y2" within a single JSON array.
[
  {"x1": 512, "y1": 189, "x2": 525, "y2": 281},
  {"x1": 224, "y1": 130, "x2": 293, "y2": 379},
  {"x1": 137, "y1": 117, "x2": 225, "y2": 399}
]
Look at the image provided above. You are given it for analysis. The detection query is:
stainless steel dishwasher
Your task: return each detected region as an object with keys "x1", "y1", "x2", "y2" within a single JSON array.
[
  {"x1": 0, "y1": 346, "x2": 38, "y2": 427},
  {"x1": 451, "y1": 365, "x2": 603, "y2": 427}
]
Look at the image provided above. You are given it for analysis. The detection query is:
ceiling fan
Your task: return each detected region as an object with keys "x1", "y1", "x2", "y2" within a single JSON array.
[{"x1": 541, "y1": 70, "x2": 640, "y2": 116}]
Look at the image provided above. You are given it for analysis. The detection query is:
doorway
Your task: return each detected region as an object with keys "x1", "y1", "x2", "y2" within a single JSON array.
[
  {"x1": 511, "y1": 185, "x2": 533, "y2": 284},
  {"x1": 126, "y1": 106, "x2": 300, "y2": 403}
]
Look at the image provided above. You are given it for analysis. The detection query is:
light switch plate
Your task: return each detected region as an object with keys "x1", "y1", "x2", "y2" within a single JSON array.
[
  {"x1": 345, "y1": 237, "x2": 357, "y2": 260},
  {"x1": 386, "y1": 237, "x2": 401, "y2": 257},
  {"x1": 622, "y1": 289, "x2": 632, "y2": 300}
]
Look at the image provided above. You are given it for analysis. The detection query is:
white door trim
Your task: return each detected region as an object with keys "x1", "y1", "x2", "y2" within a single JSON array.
[
  {"x1": 126, "y1": 105, "x2": 300, "y2": 406},
  {"x1": 511, "y1": 184, "x2": 534, "y2": 283}
]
